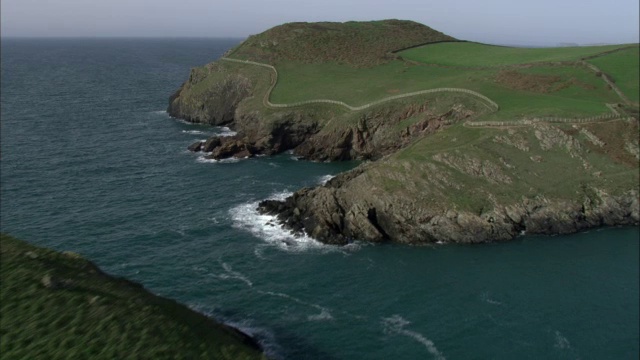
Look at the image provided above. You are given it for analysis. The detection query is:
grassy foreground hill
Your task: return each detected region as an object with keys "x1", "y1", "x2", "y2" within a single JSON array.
[
  {"x1": 0, "y1": 234, "x2": 266, "y2": 359},
  {"x1": 169, "y1": 20, "x2": 639, "y2": 244}
]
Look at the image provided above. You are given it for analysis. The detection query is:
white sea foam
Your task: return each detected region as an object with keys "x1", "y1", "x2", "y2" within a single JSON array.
[
  {"x1": 554, "y1": 330, "x2": 571, "y2": 350},
  {"x1": 382, "y1": 315, "x2": 446, "y2": 360},
  {"x1": 196, "y1": 155, "x2": 241, "y2": 164},
  {"x1": 308, "y1": 309, "x2": 334, "y2": 321},
  {"x1": 318, "y1": 174, "x2": 335, "y2": 185},
  {"x1": 208, "y1": 262, "x2": 253, "y2": 287},
  {"x1": 174, "y1": 118, "x2": 197, "y2": 125},
  {"x1": 480, "y1": 291, "x2": 502, "y2": 306},
  {"x1": 258, "y1": 290, "x2": 333, "y2": 321},
  {"x1": 230, "y1": 191, "x2": 335, "y2": 253},
  {"x1": 196, "y1": 156, "x2": 218, "y2": 164},
  {"x1": 190, "y1": 304, "x2": 282, "y2": 360},
  {"x1": 217, "y1": 126, "x2": 237, "y2": 137},
  {"x1": 253, "y1": 245, "x2": 268, "y2": 260},
  {"x1": 221, "y1": 262, "x2": 253, "y2": 287},
  {"x1": 192, "y1": 266, "x2": 209, "y2": 273},
  {"x1": 181, "y1": 129, "x2": 206, "y2": 135},
  {"x1": 223, "y1": 318, "x2": 282, "y2": 359}
]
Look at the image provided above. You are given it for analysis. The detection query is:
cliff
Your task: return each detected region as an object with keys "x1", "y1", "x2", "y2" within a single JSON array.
[{"x1": 168, "y1": 20, "x2": 640, "y2": 244}]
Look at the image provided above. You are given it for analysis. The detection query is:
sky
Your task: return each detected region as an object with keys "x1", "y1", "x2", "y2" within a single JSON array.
[{"x1": 1, "y1": 0, "x2": 638, "y2": 46}]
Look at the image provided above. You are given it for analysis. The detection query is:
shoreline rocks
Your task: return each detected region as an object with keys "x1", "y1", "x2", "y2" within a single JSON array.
[{"x1": 258, "y1": 180, "x2": 639, "y2": 245}]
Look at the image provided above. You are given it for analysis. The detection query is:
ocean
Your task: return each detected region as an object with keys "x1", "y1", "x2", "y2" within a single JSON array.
[{"x1": 1, "y1": 38, "x2": 638, "y2": 359}]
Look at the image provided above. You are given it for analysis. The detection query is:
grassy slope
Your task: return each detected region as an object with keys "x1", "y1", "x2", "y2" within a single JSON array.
[
  {"x1": 0, "y1": 234, "x2": 266, "y2": 360},
  {"x1": 270, "y1": 61, "x2": 619, "y2": 120},
  {"x1": 227, "y1": 20, "x2": 455, "y2": 66},
  {"x1": 399, "y1": 42, "x2": 632, "y2": 66},
  {"x1": 588, "y1": 47, "x2": 640, "y2": 102},
  {"x1": 388, "y1": 120, "x2": 639, "y2": 213},
  {"x1": 191, "y1": 23, "x2": 637, "y2": 124},
  {"x1": 230, "y1": 40, "x2": 637, "y2": 122}
]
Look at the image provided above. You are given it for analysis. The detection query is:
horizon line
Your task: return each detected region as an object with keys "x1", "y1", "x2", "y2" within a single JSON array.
[{"x1": 0, "y1": 35, "x2": 247, "y2": 40}]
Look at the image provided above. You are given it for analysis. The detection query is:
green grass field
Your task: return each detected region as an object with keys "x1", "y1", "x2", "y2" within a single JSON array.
[
  {"x1": 399, "y1": 42, "x2": 632, "y2": 67},
  {"x1": 269, "y1": 59, "x2": 620, "y2": 121},
  {"x1": 0, "y1": 234, "x2": 266, "y2": 360},
  {"x1": 193, "y1": 22, "x2": 639, "y2": 124},
  {"x1": 587, "y1": 46, "x2": 640, "y2": 102}
]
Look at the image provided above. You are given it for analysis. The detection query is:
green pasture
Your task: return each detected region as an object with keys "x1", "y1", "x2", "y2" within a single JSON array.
[
  {"x1": 190, "y1": 39, "x2": 637, "y2": 123},
  {"x1": 270, "y1": 60, "x2": 620, "y2": 121},
  {"x1": 587, "y1": 46, "x2": 640, "y2": 102},
  {"x1": 399, "y1": 42, "x2": 631, "y2": 67}
]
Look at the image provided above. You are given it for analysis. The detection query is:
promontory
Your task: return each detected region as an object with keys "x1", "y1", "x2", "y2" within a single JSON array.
[{"x1": 168, "y1": 20, "x2": 639, "y2": 245}]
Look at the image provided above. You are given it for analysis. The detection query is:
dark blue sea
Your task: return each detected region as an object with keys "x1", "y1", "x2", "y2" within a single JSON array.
[{"x1": 1, "y1": 38, "x2": 638, "y2": 359}]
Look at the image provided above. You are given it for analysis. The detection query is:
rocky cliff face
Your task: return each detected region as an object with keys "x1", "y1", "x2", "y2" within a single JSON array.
[
  {"x1": 173, "y1": 73, "x2": 476, "y2": 162},
  {"x1": 293, "y1": 104, "x2": 473, "y2": 161},
  {"x1": 168, "y1": 64, "x2": 253, "y2": 126},
  {"x1": 168, "y1": 63, "x2": 323, "y2": 159},
  {"x1": 258, "y1": 119, "x2": 640, "y2": 244},
  {"x1": 259, "y1": 170, "x2": 639, "y2": 244}
]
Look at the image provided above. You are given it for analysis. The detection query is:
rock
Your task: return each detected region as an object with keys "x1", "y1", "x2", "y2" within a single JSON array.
[
  {"x1": 168, "y1": 72, "x2": 252, "y2": 126},
  {"x1": 210, "y1": 139, "x2": 243, "y2": 159},
  {"x1": 233, "y1": 149, "x2": 253, "y2": 159},
  {"x1": 188, "y1": 141, "x2": 203, "y2": 152},
  {"x1": 258, "y1": 167, "x2": 639, "y2": 245},
  {"x1": 202, "y1": 137, "x2": 222, "y2": 152},
  {"x1": 25, "y1": 251, "x2": 38, "y2": 259}
]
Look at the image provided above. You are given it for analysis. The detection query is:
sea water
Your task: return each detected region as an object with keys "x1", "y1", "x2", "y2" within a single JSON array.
[{"x1": 1, "y1": 38, "x2": 638, "y2": 359}]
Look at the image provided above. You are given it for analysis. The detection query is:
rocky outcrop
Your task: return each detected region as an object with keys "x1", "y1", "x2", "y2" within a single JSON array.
[
  {"x1": 259, "y1": 169, "x2": 639, "y2": 245},
  {"x1": 293, "y1": 103, "x2": 474, "y2": 161},
  {"x1": 168, "y1": 64, "x2": 253, "y2": 126},
  {"x1": 186, "y1": 111, "x2": 322, "y2": 159}
]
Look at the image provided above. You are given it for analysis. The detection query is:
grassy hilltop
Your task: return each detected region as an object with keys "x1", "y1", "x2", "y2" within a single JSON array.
[
  {"x1": 0, "y1": 234, "x2": 266, "y2": 359},
  {"x1": 226, "y1": 19, "x2": 455, "y2": 66},
  {"x1": 169, "y1": 20, "x2": 639, "y2": 244}
]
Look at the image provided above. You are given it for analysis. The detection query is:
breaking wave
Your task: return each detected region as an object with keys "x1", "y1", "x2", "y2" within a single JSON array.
[
  {"x1": 318, "y1": 174, "x2": 335, "y2": 185},
  {"x1": 229, "y1": 191, "x2": 335, "y2": 253},
  {"x1": 196, "y1": 155, "x2": 241, "y2": 164}
]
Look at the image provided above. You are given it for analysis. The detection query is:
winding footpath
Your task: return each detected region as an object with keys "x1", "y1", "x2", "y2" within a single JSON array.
[
  {"x1": 220, "y1": 54, "x2": 636, "y2": 128},
  {"x1": 220, "y1": 57, "x2": 499, "y2": 111}
]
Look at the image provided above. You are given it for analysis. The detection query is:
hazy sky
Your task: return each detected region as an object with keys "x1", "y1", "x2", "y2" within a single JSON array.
[{"x1": 2, "y1": 0, "x2": 638, "y2": 45}]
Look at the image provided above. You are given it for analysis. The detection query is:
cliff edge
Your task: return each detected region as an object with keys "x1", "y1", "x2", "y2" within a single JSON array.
[{"x1": 168, "y1": 20, "x2": 640, "y2": 244}]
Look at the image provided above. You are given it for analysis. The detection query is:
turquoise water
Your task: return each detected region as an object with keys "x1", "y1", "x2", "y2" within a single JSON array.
[{"x1": 1, "y1": 38, "x2": 638, "y2": 359}]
